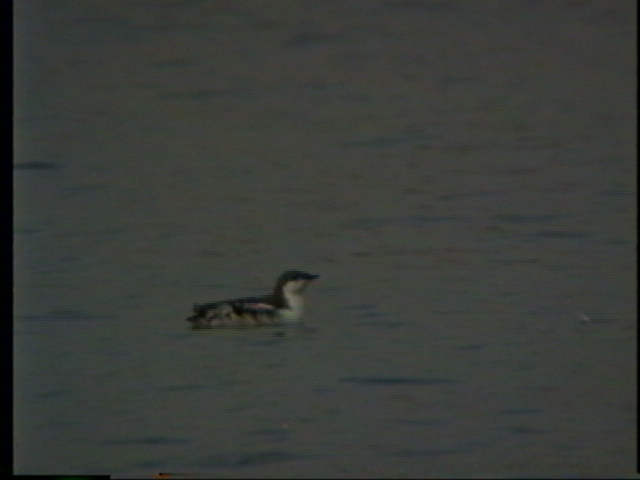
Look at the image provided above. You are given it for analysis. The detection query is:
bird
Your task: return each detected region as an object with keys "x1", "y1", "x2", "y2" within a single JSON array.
[{"x1": 186, "y1": 270, "x2": 319, "y2": 329}]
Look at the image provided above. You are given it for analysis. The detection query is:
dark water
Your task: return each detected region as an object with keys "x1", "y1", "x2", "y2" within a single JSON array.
[{"x1": 14, "y1": 0, "x2": 636, "y2": 477}]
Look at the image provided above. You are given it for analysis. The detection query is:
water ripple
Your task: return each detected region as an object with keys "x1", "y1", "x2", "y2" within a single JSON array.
[
  {"x1": 339, "y1": 377, "x2": 459, "y2": 386},
  {"x1": 100, "y1": 437, "x2": 191, "y2": 446},
  {"x1": 195, "y1": 451, "x2": 316, "y2": 468},
  {"x1": 19, "y1": 309, "x2": 113, "y2": 321}
]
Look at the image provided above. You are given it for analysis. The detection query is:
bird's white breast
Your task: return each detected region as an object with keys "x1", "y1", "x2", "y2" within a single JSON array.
[{"x1": 280, "y1": 292, "x2": 305, "y2": 322}]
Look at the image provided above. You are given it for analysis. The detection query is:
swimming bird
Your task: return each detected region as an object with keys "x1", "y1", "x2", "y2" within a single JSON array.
[{"x1": 186, "y1": 270, "x2": 319, "y2": 328}]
